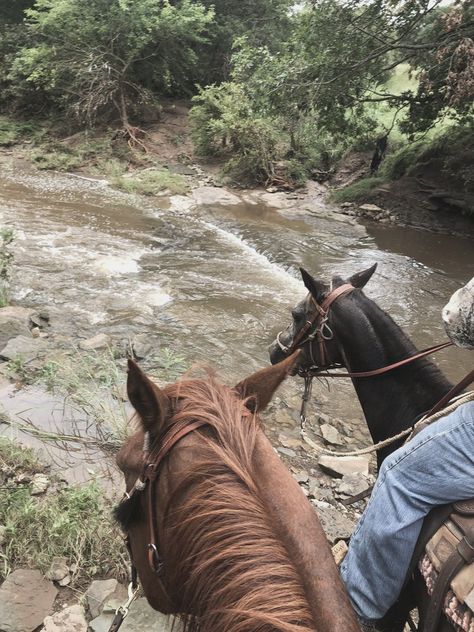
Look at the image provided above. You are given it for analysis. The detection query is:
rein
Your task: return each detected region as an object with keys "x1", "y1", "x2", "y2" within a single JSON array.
[{"x1": 111, "y1": 417, "x2": 210, "y2": 631}]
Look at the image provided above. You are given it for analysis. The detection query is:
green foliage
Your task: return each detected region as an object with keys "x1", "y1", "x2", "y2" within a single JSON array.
[
  {"x1": 330, "y1": 177, "x2": 385, "y2": 203},
  {"x1": 0, "y1": 438, "x2": 125, "y2": 583},
  {"x1": 149, "y1": 347, "x2": 188, "y2": 382},
  {"x1": 0, "y1": 227, "x2": 14, "y2": 307},
  {"x1": 112, "y1": 169, "x2": 189, "y2": 196},
  {"x1": 7, "y1": 0, "x2": 214, "y2": 125}
]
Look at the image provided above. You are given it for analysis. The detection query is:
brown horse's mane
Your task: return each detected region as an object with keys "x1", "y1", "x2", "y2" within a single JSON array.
[{"x1": 155, "y1": 374, "x2": 316, "y2": 632}]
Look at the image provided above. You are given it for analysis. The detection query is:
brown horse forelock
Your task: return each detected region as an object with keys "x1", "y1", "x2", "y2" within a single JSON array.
[{"x1": 146, "y1": 375, "x2": 317, "y2": 632}]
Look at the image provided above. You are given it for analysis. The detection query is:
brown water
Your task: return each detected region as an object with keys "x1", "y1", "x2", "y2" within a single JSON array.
[{"x1": 0, "y1": 169, "x2": 472, "y2": 478}]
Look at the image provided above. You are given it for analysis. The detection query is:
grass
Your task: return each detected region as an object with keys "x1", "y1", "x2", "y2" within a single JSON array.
[
  {"x1": 0, "y1": 227, "x2": 14, "y2": 307},
  {"x1": 0, "y1": 438, "x2": 126, "y2": 585},
  {"x1": 330, "y1": 176, "x2": 386, "y2": 203},
  {"x1": 112, "y1": 168, "x2": 190, "y2": 196}
]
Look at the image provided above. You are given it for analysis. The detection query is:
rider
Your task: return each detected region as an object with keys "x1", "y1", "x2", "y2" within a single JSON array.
[{"x1": 340, "y1": 277, "x2": 474, "y2": 631}]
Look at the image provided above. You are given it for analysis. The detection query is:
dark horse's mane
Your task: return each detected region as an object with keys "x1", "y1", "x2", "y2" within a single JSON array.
[
  {"x1": 118, "y1": 375, "x2": 316, "y2": 632},
  {"x1": 331, "y1": 286, "x2": 452, "y2": 463}
]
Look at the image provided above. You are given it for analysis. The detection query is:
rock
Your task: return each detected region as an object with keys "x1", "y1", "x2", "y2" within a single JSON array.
[
  {"x1": 265, "y1": 186, "x2": 279, "y2": 193},
  {"x1": 31, "y1": 327, "x2": 41, "y2": 338},
  {"x1": 277, "y1": 447, "x2": 296, "y2": 458},
  {"x1": 0, "y1": 336, "x2": 48, "y2": 363},
  {"x1": 320, "y1": 423, "x2": 344, "y2": 446},
  {"x1": 335, "y1": 473, "x2": 371, "y2": 498},
  {"x1": 0, "y1": 569, "x2": 57, "y2": 632},
  {"x1": 0, "y1": 306, "x2": 37, "y2": 328},
  {"x1": 120, "y1": 598, "x2": 175, "y2": 632},
  {"x1": 78, "y1": 334, "x2": 111, "y2": 351},
  {"x1": 278, "y1": 434, "x2": 302, "y2": 450},
  {"x1": 192, "y1": 186, "x2": 241, "y2": 206},
  {"x1": 43, "y1": 604, "x2": 87, "y2": 632},
  {"x1": 88, "y1": 613, "x2": 114, "y2": 632},
  {"x1": 46, "y1": 557, "x2": 69, "y2": 582},
  {"x1": 167, "y1": 164, "x2": 196, "y2": 176},
  {"x1": 291, "y1": 469, "x2": 309, "y2": 484},
  {"x1": 359, "y1": 203, "x2": 383, "y2": 214},
  {"x1": 31, "y1": 473, "x2": 50, "y2": 495},
  {"x1": 318, "y1": 454, "x2": 370, "y2": 478},
  {"x1": 131, "y1": 333, "x2": 153, "y2": 360},
  {"x1": 332, "y1": 539, "x2": 349, "y2": 566},
  {"x1": 57, "y1": 575, "x2": 71, "y2": 587},
  {"x1": 313, "y1": 503, "x2": 355, "y2": 544},
  {"x1": 0, "y1": 317, "x2": 30, "y2": 350},
  {"x1": 339, "y1": 202, "x2": 354, "y2": 208},
  {"x1": 85, "y1": 579, "x2": 126, "y2": 619}
]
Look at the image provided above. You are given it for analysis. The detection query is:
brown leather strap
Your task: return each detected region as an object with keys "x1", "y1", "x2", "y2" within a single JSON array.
[
  {"x1": 424, "y1": 368, "x2": 474, "y2": 418},
  {"x1": 145, "y1": 419, "x2": 209, "y2": 573},
  {"x1": 289, "y1": 284, "x2": 355, "y2": 354},
  {"x1": 307, "y1": 341, "x2": 454, "y2": 378},
  {"x1": 424, "y1": 527, "x2": 474, "y2": 631}
]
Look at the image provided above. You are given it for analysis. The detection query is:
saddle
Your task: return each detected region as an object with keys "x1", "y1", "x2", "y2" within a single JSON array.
[{"x1": 409, "y1": 498, "x2": 474, "y2": 631}]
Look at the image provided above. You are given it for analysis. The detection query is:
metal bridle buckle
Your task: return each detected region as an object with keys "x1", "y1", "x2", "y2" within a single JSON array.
[{"x1": 148, "y1": 543, "x2": 164, "y2": 574}]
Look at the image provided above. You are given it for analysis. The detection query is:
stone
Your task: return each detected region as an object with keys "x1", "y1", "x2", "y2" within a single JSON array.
[
  {"x1": 88, "y1": 613, "x2": 114, "y2": 632},
  {"x1": 277, "y1": 447, "x2": 296, "y2": 458},
  {"x1": 31, "y1": 473, "x2": 50, "y2": 495},
  {"x1": 318, "y1": 454, "x2": 370, "y2": 478},
  {"x1": 43, "y1": 604, "x2": 87, "y2": 632},
  {"x1": 335, "y1": 473, "x2": 370, "y2": 498},
  {"x1": 313, "y1": 503, "x2": 355, "y2": 544},
  {"x1": 291, "y1": 469, "x2": 309, "y2": 484},
  {"x1": 85, "y1": 579, "x2": 125, "y2": 619},
  {"x1": 31, "y1": 327, "x2": 41, "y2": 338},
  {"x1": 131, "y1": 333, "x2": 153, "y2": 360},
  {"x1": 46, "y1": 557, "x2": 69, "y2": 582},
  {"x1": 0, "y1": 569, "x2": 57, "y2": 632},
  {"x1": 0, "y1": 317, "x2": 30, "y2": 350},
  {"x1": 78, "y1": 334, "x2": 111, "y2": 351},
  {"x1": 332, "y1": 539, "x2": 349, "y2": 566},
  {"x1": 120, "y1": 598, "x2": 176, "y2": 632},
  {"x1": 167, "y1": 164, "x2": 196, "y2": 176},
  {"x1": 0, "y1": 306, "x2": 37, "y2": 328},
  {"x1": 278, "y1": 434, "x2": 302, "y2": 450},
  {"x1": 57, "y1": 575, "x2": 71, "y2": 587},
  {"x1": 320, "y1": 423, "x2": 344, "y2": 446},
  {"x1": 359, "y1": 203, "x2": 383, "y2": 214},
  {"x1": 0, "y1": 336, "x2": 48, "y2": 363},
  {"x1": 192, "y1": 186, "x2": 241, "y2": 206}
]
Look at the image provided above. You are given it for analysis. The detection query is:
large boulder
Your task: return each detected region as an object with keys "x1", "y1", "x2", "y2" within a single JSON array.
[
  {"x1": 0, "y1": 336, "x2": 48, "y2": 363},
  {"x1": 0, "y1": 569, "x2": 57, "y2": 632},
  {"x1": 43, "y1": 604, "x2": 87, "y2": 632},
  {"x1": 0, "y1": 316, "x2": 30, "y2": 351}
]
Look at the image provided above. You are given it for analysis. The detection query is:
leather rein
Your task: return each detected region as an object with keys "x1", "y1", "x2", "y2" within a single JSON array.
[{"x1": 110, "y1": 416, "x2": 210, "y2": 632}]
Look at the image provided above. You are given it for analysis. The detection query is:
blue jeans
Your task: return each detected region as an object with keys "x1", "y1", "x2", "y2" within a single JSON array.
[{"x1": 341, "y1": 400, "x2": 474, "y2": 621}]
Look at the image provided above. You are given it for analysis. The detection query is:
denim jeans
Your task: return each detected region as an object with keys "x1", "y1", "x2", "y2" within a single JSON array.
[{"x1": 340, "y1": 400, "x2": 474, "y2": 621}]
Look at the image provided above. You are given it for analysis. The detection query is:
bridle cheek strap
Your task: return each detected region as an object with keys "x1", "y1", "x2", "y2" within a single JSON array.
[{"x1": 286, "y1": 283, "x2": 355, "y2": 360}]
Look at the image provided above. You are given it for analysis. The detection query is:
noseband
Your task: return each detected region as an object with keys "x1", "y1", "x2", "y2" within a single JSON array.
[{"x1": 277, "y1": 283, "x2": 356, "y2": 371}]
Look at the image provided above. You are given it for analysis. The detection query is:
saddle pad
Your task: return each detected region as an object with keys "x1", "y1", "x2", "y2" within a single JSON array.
[
  {"x1": 425, "y1": 519, "x2": 474, "y2": 605},
  {"x1": 420, "y1": 554, "x2": 474, "y2": 632}
]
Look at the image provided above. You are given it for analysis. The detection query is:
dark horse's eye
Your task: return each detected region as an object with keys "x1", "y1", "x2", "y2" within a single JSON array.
[{"x1": 291, "y1": 307, "x2": 304, "y2": 321}]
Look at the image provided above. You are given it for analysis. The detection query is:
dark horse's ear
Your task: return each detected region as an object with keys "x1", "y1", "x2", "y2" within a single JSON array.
[
  {"x1": 349, "y1": 263, "x2": 377, "y2": 289},
  {"x1": 127, "y1": 359, "x2": 169, "y2": 434},
  {"x1": 300, "y1": 268, "x2": 326, "y2": 301},
  {"x1": 235, "y1": 351, "x2": 300, "y2": 413}
]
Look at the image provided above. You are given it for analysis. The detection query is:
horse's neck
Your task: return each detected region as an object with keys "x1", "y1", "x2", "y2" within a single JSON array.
[
  {"x1": 252, "y1": 432, "x2": 361, "y2": 632},
  {"x1": 335, "y1": 300, "x2": 452, "y2": 455}
]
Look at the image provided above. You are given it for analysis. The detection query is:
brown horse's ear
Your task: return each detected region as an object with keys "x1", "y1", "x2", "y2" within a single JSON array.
[
  {"x1": 300, "y1": 268, "x2": 326, "y2": 301},
  {"x1": 349, "y1": 263, "x2": 377, "y2": 289},
  {"x1": 127, "y1": 359, "x2": 169, "y2": 434},
  {"x1": 235, "y1": 351, "x2": 300, "y2": 413}
]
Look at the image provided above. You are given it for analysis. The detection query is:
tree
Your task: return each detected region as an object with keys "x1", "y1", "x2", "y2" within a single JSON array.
[{"x1": 8, "y1": 0, "x2": 214, "y2": 135}]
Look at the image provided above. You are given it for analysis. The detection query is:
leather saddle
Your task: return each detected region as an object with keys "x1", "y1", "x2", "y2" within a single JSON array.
[{"x1": 408, "y1": 498, "x2": 474, "y2": 631}]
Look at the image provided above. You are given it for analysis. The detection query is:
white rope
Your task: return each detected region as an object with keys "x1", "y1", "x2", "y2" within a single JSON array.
[{"x1": 305, "y1": 391, "x2": 474, "y2": 458}]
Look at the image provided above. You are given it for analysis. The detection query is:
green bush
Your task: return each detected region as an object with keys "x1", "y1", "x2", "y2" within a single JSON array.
[{"x1": 330, "y1": 177, "x2": 385, "y2": 203}]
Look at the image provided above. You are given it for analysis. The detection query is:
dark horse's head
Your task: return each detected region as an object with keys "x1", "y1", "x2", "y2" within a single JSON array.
[
  {"x1": 269, "y1": 264, "x2": 378, "y2": 373},
  {"x1": 269, "y1": 265, "x2": 451, "y2": 465}
]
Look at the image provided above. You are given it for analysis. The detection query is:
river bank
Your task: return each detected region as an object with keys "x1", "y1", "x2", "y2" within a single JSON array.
[{"x1": 1, "y1": 106, "x2": 473, "y2": 238}]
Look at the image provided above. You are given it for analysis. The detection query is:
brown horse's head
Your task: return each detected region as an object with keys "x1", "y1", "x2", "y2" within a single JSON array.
[{"x1": 116, "y1": 353, "x2": 341, "y2": 630}]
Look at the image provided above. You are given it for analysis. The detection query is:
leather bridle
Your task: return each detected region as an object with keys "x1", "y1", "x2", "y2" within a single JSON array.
[
  {"x1": 276, "y1": 283, "x2": 356, "y2": 370},
  {"x1": 276, "y1": 282, "x2": 455, "y2": 379}
]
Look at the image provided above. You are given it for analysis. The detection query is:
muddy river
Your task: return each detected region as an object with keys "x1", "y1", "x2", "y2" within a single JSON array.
[{"x1": 0, "y1": 170, "x2": 472, "y2": 480}]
